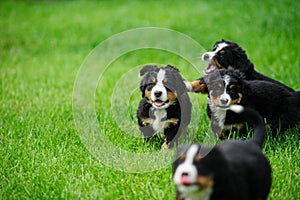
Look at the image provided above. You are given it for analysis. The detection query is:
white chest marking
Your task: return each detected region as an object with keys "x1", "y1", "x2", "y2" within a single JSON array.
[{"x1": 152, "y1": 109, "x2": 167, "y2": 132}]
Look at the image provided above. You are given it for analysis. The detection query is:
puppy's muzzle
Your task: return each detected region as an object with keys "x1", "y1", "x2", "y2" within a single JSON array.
[
  {"x1": 202, "y1": 53, "x2": 211, "y2": 61},
  {"x1": 154, "y1": 90, "x2": 162, "y2": 98}
]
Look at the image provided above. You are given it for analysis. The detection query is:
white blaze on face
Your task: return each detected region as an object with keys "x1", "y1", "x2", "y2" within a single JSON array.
[
  {"x1": 202, "y1": 42, "x2": 228, "y2": 62},
  {"x1": 174, "y1": 144, "x2": 199, "y2": 187},
  {"x1": 219, "y1": 74, "x2": 231, "y2": 107},
  {"x1": 151, "y1": 69, "x2": 167, "y2": 102}
]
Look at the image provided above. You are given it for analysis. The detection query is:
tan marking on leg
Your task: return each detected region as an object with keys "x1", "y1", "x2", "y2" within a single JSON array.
[
  {"x1": 165, "y1": 118, "x2": 179, "y2": 127},
  {"x1": 142, "y1": 118, "x2": 152, "y2": 126},
  {"x1": 190, "y1": 80, "x2": 208, "y2": 93}
]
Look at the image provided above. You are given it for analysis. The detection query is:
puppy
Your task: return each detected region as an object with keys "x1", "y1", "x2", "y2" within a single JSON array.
[
  {"x1": 136, "y1": 65, "x2": 192, "y2": 148},
  {"x1": 173, "y1": 105, "x2": 272, "y2": 200},
  {"x1": 193, "y1": 69, "x2": 300, "y2": 137},
  {"x1": 193, "y1": 39, "x2": 294, "y2": 92}
]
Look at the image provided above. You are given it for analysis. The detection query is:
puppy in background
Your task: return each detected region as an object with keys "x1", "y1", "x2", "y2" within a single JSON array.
[
  {"x1": 137, "y1": 65, "x2": 192, "y2": 148},
  {"x1": 199, "y1": 39, "x2": 294, "y2": 92},
  {"x1": 190, "y1": 69, "x2": 300, "y2": 137},
  {"x1": 173, "y1": 105, "x2": 272, "y2": 200}
]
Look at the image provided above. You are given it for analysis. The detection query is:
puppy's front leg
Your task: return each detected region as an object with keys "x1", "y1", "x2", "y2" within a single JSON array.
[
  {"x1": 189, "y1": 77, "x2": 208, "y2": 93},
  {"x1": 163, "y1": 127, "x2": 179, "y2": 149},
  {"x1": 139, "y1": 126, "x2": 155, "y2": 141},
  {"x1": 164, "y1": 124, "x2": 187, "y2": 149}
]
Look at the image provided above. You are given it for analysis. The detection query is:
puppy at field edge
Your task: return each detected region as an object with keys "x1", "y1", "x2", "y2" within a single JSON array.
[
  {"x1": 137, "y1": 65, "x2": 192, "y2": 148},
  {"x1": 173, "y1": 105, "x2": 272, "y2": 200}
]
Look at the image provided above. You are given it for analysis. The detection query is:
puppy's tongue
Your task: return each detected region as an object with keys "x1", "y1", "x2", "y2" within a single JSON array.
[
  {"x1": 204, "y1": 63, "x2": 217, "y2": 74},
  {"x1": 180, "y1": 175, "x2": 192, "y2": 186},
  {"x1": 154, "y1": 100, "x2": 165, "y2": 106}
]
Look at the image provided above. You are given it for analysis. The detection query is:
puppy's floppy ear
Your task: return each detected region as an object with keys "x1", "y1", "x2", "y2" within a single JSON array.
[
  {"x1": 139, "y1": 65, "x2": 158, "y2": 77},
  {"x1": 227, "y1": 69, "x2": 250, "y2": 97},
  {"x1": 230, "y1": 43, "x2": 254, "y2": 76},
  {"x1": 229, "y1": 69, "x2": 245, "y2": 80},
  {"x1": 165, "y1": 65, "x2": 187, "y2": 93},
  {"x1": 139, "y1": 65, "x2": 158, "y2": 97},
  {"x1": 205, "y1": 69, "x2": 221, "y2": 84},
  {"x1": 232, "y1": 44, "x2": 246, "y2": 59}
]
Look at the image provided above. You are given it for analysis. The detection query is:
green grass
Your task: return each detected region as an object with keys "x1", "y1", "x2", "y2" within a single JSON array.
[{"x1": 1, "y1": 0, "x2": 299, "y2": 199}]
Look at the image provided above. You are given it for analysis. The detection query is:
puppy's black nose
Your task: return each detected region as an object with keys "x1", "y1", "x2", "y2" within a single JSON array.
[
  {"x1": 220, "y1": 99, "x2": 229, "y2": 105},
  {"x1": 203, "y1": 53, "x2": 210, "y2": 61},
  {"x1": 182, "y1": 172, "x2": 189, "y2": 176},
  {"x1": 154, "y1": 91, "x2": 162, "y2": 97}
]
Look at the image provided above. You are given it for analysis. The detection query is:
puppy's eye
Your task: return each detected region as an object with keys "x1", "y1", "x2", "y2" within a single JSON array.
[
  {"x1": 146, "y1": 84, "x2": 155, "y2": 90},
  {"x1": 213, "y1": 83, "x2": 223, "y2": 90}
]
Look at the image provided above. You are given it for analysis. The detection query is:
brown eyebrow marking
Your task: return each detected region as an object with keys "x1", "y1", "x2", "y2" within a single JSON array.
[
  {"x1": 229, "y1": 84, "x2": 235, "y2": 89},
  {"x1": 152, "y1": 77, "x2": 156, "y2": 82},
  {"x1": 180, "y1": 154, "x2": 186, "y2": 160},
  {"x1": 194, "y1": 155, "x2": 201, "y2": 162},
  {"x1": 219, "y1": 50, "x2": 225, "y2": 54}
]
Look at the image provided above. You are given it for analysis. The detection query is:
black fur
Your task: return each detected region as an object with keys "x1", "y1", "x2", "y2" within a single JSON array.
[
  {"x1": 204, "y1": 39, "x2": 295, "y2": 92},
  {"x1": 202, "y1": 69, "x2": 300, "y2": 136},
  {"x1": 136, "y1": 65, "x2": 191, "y2": 148},
  {"x1": 173, "y1": 106, "x2": 272, "y2": 200}
]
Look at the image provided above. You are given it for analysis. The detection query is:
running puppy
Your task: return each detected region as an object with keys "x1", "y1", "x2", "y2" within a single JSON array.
[
  {"x1": 173, "y1": 105, "x2": 272, "y2": 200},
  {"x1": 191, "y1": 39, "x2": 294, "y2": 92},
  {"x1": 194, "y1": 69, "x2": 300, "y2": 137},
  {"x1": 137, "y1": 65, "x2": 192, "y2": 148}
]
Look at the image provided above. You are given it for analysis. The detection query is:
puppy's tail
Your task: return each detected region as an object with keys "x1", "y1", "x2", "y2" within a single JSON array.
[{"x1": 229, "y1": 105, "x2": 267, "y2": 148}]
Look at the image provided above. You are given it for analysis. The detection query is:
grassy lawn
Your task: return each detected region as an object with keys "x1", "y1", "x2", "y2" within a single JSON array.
[{"x1": 1, "y1": 0, "x2": 299, "y2": 199}]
